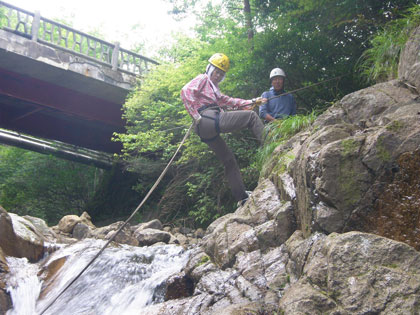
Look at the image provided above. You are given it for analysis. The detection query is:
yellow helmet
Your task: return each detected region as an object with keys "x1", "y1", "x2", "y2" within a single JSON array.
[{"x1": 208, "y1": 53, "x2": 230, "y2": 72}]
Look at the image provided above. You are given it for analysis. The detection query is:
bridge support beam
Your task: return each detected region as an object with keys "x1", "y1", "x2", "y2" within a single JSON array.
[{"x1": 0, "y1": 129, "x2": 114, "y2": 169}]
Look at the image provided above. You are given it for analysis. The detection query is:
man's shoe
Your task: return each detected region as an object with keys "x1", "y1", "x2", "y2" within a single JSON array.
[
  {"x1": 237, "y1": 198, "x2": 248, "y2": 207},
  {"x1": 237, "y1": 191, "x2": 252, "y2": 207}
]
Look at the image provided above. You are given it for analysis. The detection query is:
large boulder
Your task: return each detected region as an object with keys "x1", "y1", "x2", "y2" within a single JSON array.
[
  {"x1": 23, "y1": 215, "x2": 58, "y2": 243},
  {"x1": 132, "y1": 219, "x2": 163, "y2": 233},
  {"x1": 203, "y1": 179, "x2": 295, "y2": 268},
  {"x1": 134, "y1": 228, "x2": 171, "y2": 246},
  {"x1": 91, "y1": 221, "x2": 138, "y2": 246},
  {"x1": 279, "y1": 231, "x2": 420, "y2": 314},
  {"x1": 399, "y1": 25, "x2": 420, "y2": 92},
  {"x1": 57, "y1": 215, "x2": 82, "y2": 234},
  {"x1": 0, "y1": 207, "x2": 44, "y2": 262}
]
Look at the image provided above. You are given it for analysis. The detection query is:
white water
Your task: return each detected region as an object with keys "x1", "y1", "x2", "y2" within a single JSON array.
[
  {"x1": 5, "y1": 239, "x2": 190, "y2": 315},
  {"x1": 5, "y1": 257, "x2": 42, "y2": 315}
]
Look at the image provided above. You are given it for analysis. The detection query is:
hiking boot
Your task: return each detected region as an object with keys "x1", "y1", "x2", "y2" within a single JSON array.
[{"x1": 237, "y1": 191, "x2": 252, "y2": 207}]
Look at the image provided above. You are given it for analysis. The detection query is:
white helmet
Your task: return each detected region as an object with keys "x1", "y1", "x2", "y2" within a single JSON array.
[{"x1": 270, "y1": 68, "x2": 286, "y2": 80}]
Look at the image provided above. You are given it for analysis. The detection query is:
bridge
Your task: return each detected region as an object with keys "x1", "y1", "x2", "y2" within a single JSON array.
[{"x1": 0, "y1": 1, "x2": 158, "y2": 168}]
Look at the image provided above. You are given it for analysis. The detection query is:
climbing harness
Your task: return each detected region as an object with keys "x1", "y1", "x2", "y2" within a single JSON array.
[
  {"x1": 196, "y1": 105, "x2": 221, "y2": 143},
  {"x1": 39, "y1": 123, "x2": 194, "y2": 315}
]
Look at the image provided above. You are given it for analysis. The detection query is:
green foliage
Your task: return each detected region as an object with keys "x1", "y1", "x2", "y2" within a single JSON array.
[
  {"x1": 0, "y1": 7, "x2": 5, "y2": 27},
  {"x1": 0, "y1": 145, "x2": 102, "y2": 225},
  {"x1": 357, "y1": 4, "x2": 420, "y2": 83},
  {"x1": 256, "y1": 112, "x2": 318, "y2": 170}
]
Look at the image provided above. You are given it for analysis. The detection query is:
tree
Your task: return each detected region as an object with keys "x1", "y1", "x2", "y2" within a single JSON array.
[{"x1": 0, "y1": 145, "x2": 102, "y2": 224}]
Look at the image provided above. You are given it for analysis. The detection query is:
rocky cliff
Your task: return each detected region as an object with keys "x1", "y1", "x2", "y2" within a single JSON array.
[{"x1": 1, "y1": 26, "x2": 420, "y2": 315}]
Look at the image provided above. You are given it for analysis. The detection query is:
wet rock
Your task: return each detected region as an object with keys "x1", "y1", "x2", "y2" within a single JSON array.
[
  {"x1": 0, "y1": 286, "x2": 11, "y2": 315},
  {"x1": 164, "y1": 271, "x2": 194, "y2": 301},
  {"x1": 23, "y1": 215, "x2": 58, "y2": 243},
  {"x1": 38, "y1": 256, "x2": 68, "y2": 299},
  {"x1": 234, "y1": 250, "x2": 266, "y2": 289},
  {"x1": 279, "y1": 231, "x2": 420, "y2": 314},
  {"x1": 58, "y1": 215, "x2": 81, "y2": 234},
  {"x1": 134, "y1": 228, "x2": 171, "y2": 246},
  {"x1": 132, "y1": 219, "x2": 163, "y2": 233},
  {"x1": 80, "y1": 211, "x2": 95, "y2": 229},
  {"x1": 0, "y1": 209, "x2": 44, "y2": 262},
  {"x1": 192, "y1": 228, "x2": 203, "y2": 239},
  {"x1": 72, "y1": 223, "x2": 91, "y2": 240}
]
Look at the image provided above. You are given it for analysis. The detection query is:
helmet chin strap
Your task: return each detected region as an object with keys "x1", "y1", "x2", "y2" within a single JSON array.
[
  {"x1": 206, "y1": 64, "x2": 215, "y2": 78},
  {"x1": 206, "y1": 64, "x2": 225, "y2": 84}
]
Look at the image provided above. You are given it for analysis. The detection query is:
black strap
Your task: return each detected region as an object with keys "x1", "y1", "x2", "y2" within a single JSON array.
[
  {"x1": 198, "y1": 104, "x2": 219, "y2": 114},
  {"x1": 197, "y1": 111, "x2": 220, "y2": 143}
]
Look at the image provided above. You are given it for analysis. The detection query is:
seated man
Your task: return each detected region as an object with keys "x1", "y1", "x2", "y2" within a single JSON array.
[{"x1": 259, "y1": 68, "x2": 296, "y2": 122}]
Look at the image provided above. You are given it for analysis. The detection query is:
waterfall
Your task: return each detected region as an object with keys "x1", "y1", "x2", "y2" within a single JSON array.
[
  {"x1": 5, "y1": 239, "x2": 191, "y2": 315},
  {"x1": 5, "y1": 257, "x2": 42, "y2": 315}
]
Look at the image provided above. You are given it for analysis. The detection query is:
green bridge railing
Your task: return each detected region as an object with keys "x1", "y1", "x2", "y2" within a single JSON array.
[{"x1": 0, "y1": 0, "x2": 159, "y2": 76}]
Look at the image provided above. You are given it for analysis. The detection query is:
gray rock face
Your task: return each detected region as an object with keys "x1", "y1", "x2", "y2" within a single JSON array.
[
  {"x1": 399, "y1": 25, "x2": 420, "y2": 92},
  {"x1": 203, "y1": 179, "x2": 295, "y2": 268},
  {"x1": 279, "y1": 231, "x2": 420, "y2": 315},
  {"x1": 262, "y1": 27, "x2": 420, "y2": 248},
  {"x1": 138, "y1": 230, "x2": 420, "y2": 315}
]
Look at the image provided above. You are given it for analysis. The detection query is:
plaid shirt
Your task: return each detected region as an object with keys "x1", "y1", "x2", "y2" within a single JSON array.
[{"x1": 181, "y1": 74, "x2": 250, "y2": 121}]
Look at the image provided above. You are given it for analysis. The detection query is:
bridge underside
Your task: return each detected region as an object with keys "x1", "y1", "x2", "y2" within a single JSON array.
[
  {"x1": 0, "y1": 67, "x2": 124, "y2": 153},
  {"x1": 0, "y1": 29, "x2": 137, "y2": 154}
]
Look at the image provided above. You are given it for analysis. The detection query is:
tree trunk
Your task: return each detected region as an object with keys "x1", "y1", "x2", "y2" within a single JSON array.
[{"x1": 243, "y1": 0, "x2": 254, "y2": 50}]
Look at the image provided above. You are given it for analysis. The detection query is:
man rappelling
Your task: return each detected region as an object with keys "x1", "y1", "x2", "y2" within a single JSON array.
[{"x1": 181, "y1": 53, "x2": 266, "y2": 206}]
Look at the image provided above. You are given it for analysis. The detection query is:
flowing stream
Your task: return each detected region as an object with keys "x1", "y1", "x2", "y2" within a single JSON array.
[{"x1": 5, "y1": 239, "x2": 191, "y2": 315}]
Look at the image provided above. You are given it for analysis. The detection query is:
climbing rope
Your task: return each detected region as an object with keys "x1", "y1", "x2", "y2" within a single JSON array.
[
  {"x1": 39, "y1": 123, "x2": 194, "y2": 315},
  {"x1": 244, "y1": 74, "x2": 349, "y2": 110}
]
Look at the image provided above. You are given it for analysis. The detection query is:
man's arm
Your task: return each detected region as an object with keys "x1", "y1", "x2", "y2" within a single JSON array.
[{"x1": 259, "y1": 92, "x2": 274, "y2": 121}]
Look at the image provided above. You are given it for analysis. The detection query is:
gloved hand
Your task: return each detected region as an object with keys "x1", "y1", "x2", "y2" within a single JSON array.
[{"x1": 251, "y1": 97, "x2": 267, "y2": 106}]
